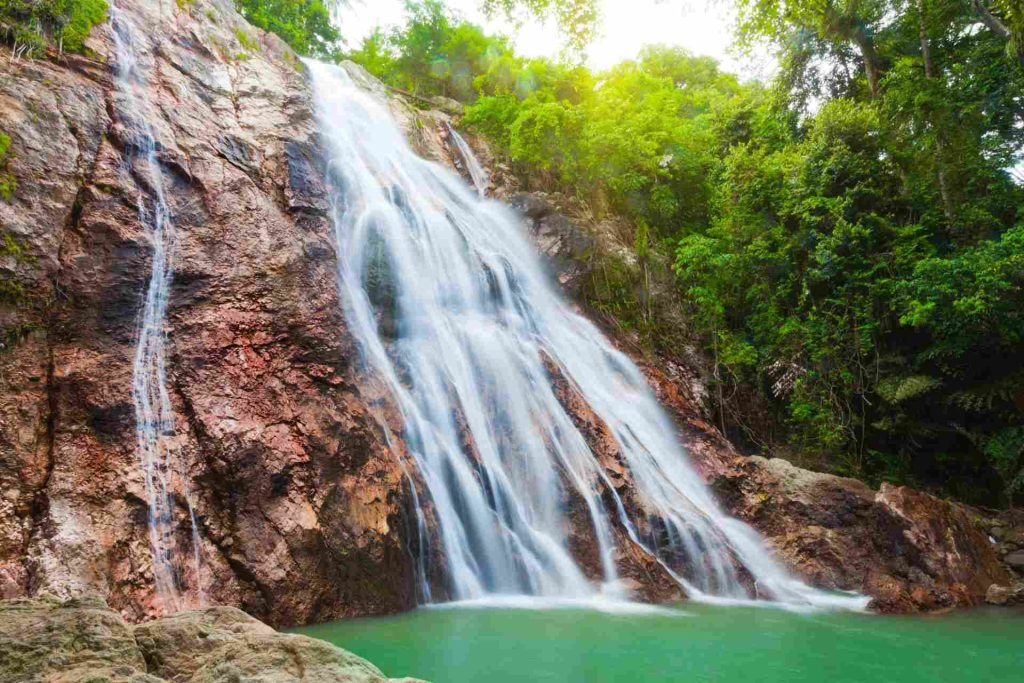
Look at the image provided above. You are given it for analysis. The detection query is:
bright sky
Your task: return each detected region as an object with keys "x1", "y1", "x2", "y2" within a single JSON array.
[{"x1": 337, "y1": 0, "x2": 775, "y2": 80}]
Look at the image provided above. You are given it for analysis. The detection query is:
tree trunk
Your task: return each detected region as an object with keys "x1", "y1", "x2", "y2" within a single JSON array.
[
  {"x1": 918, "y1": 0, "x2": 957, "y2": 227},
  {"x1": 971, "y1": 0, "x2": 1024, "y2": 69},
  {"x1": 971, "y1": 0, "x2": 1011, "y2": 38},
  {"x1": 823, "y1": 5, "x2": 883, "y2": 98},
  {"x1": 852, "y1": 29, "x2": 882, "y2": 99}
]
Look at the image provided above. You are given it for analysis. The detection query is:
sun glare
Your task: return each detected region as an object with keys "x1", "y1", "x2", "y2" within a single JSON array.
[{"x1": 339, "y1": 0, "x2": 773, "y2": 78}]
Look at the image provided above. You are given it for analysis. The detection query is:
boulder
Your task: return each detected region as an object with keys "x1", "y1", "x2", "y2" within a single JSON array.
[
  {"x1": 985, "y1": 582, "x2": 1024, "y2": 606},
  {"x1": 1004, "y1": 550, "x2": 1024, "y2": 568},
  {"x1": 0, "y1": 597, "x2": 425, "y2": 682},
  {"x1": 0, "y1": 596, "x2": 159, "y2": 682},
  {"x1": 714, "y1": 457, "x2": 1012, "y2": 612}
]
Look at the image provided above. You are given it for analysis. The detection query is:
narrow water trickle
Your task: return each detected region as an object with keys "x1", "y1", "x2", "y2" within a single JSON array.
[
  {"x1": 111, "y1": 3, "x2": 204, "y2": 612},
  {"x1": 446, "y1": 123, "x2": 490, "y2": 196},
  {"x1": 306, "y1": 59, "x2": 868, "y2": 610}
]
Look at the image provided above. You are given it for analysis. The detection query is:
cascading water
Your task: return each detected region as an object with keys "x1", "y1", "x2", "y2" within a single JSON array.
[
  {"x1": 307, "y1": 59, "x2": 867, "y2": 610},
  {"x1": 446, "y1": 124, "x2": 490, "y2": 196},
  {"x1": 111, "y1": 3, "x2": 203, "y2": 611}
]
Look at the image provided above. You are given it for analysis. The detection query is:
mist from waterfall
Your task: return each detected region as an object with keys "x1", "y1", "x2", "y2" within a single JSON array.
[
  {"x1": 306, "y1": 59, "x2": 867, "y2": 611},
  {"x1": 111, "y1": 3, "x2": 204, "y2": 612}
]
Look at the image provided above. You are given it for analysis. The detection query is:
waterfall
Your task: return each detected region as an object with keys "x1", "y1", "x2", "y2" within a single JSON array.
[
  {"x1": 306, "y1": 59, "x2": 867, "y2": 610},
  {"x1": 111, "y1": 3, "x2": 203, "y2": 612},
  {"x1": 446, "y1": 124, "x2": 490, "y2": 196}
]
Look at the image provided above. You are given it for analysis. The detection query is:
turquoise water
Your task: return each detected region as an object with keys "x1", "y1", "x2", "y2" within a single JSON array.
[{"x1": 295, "y1": 602, "x2": 1024, "y2": 682}]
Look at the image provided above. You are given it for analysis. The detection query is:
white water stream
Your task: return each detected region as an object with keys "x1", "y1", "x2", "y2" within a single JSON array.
[
  {"x1": 309, "y1": 58, "x2": 866, "y2": 610},
  {"x1": 111, "y1": 3, "x2": 203, "y2": 612},
  {"x1": 446, "y1": 124, "x2": 490, "y2": 196}
]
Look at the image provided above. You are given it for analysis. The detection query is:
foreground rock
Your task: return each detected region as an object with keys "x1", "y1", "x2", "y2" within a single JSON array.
[{"x1": 0, "y1": 597, "x2": 422, "y2": 682}]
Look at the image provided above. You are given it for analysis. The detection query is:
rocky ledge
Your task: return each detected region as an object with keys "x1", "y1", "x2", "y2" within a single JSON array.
[
  {"x1": 713, "y1": 457, "x2": 1012, "y2": 612},
  {"x1": 0, "y1": 597, "x2": 423, "y2": 682}
]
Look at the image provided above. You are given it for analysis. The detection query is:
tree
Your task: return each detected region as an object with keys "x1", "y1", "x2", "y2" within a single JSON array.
[
  {"x1": 0, "y1": 0, "x2": 108, "y2": 57},
  {"x1": 235, "y1": 0, "x2": 341, "y2": 57},
  {"x1": 971, "y1": 0, "x2": 1024, "y2": 68},
  {"x1": 480, "y1": 0, "x2": 598, "y2": 52}
]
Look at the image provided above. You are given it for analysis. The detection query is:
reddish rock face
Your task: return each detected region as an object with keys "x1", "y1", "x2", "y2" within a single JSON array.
[
  {"x1": 0, "y1": 0, "x2": 415, "y2": 626},
  {"x1": 710, "y1": 458, "x2": 1011, "y2": 612}
]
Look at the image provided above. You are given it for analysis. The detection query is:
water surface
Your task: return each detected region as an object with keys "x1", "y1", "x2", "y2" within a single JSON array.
[{"x1": 296, "y1": 603, "x2": 1024, "y2": 682}]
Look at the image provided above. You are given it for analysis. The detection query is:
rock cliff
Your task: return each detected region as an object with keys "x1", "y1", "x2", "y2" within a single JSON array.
[
  {"x1": 1, "y1": 0, "x2": 415, "y2": 626},
  {"x1": 0, "y1": 0, "x2": 1013, "y2": 627}
]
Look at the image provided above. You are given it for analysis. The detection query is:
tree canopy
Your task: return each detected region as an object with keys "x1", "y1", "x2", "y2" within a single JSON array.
[
  {"x1": 234, "y1": 0, "x2": 341, "y2": 57},
  {"x1": 350, "y1": 0, "x2": 1024, "y2": 506}
]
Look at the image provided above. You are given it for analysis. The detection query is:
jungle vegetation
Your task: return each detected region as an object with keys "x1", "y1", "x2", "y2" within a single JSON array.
[{"x1": 348, "y1": 0, "x2": 1024, "y2": 506}]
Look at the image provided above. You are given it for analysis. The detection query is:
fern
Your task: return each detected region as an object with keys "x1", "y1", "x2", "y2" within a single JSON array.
[{"x1": 877, "y1": 375, "x2": 939, "y2": 404}]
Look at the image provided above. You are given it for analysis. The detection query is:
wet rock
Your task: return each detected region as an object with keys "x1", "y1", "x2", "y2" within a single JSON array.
[
  {"x1": 1005, "y1": 550, "x2": 1024, "y2": 568},
  {"x1": 428, "y1": 95, "x2": 463, "y2": 115},
  {"x1": 284, "y1": 139, "x2": 329, "y2": 215},
  {"x1": 714, "y1": 457, "x2": 1011, "y2": 611},
  {"x1": 0, "y1": 0, "x2": 414, "y2": 626},
  {"x1": 507, "y1": 193, "x2": 595, "y2": 295}
]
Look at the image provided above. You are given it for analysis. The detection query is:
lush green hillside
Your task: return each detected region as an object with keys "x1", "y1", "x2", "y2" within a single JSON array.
[{"x1": 346, "y1": 0, "x2": 1024, "y2": 506}]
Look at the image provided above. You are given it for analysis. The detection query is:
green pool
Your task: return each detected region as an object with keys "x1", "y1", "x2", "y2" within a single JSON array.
[{"x1": 294, "y1": 601, "x2": 1024, "y2": 682}]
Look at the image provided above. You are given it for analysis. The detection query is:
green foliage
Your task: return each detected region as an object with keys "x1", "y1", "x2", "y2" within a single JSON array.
[
  {"x1": 350, "y1": 1, "x2": 523, "y2": 101},
  {"x1": 355, "y1": 0, "x2": 1024, "y2": 505},
  {"x1": 234, "y1": 0, "x2": 340, "y2": 57},
  {"x1": 0, "y1": 131, "x2": 15, "y2": 201},
  {"x1": 0, "y1": 232, "x2": 31, "y2": 301},
  {"x1": 980, "y1": 427, "x2": 1024, "y2": 499},
  {"x1": 480, "y1": 0, "x2": 597, "y2": 52},
  {"x1": 0, "y1": 0, "x2": 108, "y2": 57},
  {"x1": 0, "y1": 232, "x2": 37, "y2": 353},
  {"x1": 233, "y1": 26, "x2": 258, "y2": 52},
  {"x1": 680, "y1": 0, "x2": 1024, "y2": 503}
]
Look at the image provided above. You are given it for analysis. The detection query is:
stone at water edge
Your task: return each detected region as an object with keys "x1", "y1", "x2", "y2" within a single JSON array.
[
  {"x1": 0, "y1": 597, "x2": 428, "y2": 682},
  {"x1": 985, "y1": 583, "x2": 1024, "y2": 606},
  {"x1": 0, "y1": 595, "x2": 159, "y2": 683},
  {"x1": 1003, "y1": 550, "x2": 1024, "y2": 568},
  {"x1": 713, "y1": 457, "x2": 1012, "y2": 611}
]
